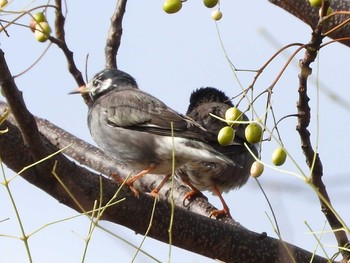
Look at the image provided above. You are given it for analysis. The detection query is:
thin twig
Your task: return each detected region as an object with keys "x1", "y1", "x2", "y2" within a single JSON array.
[{"x1": 50, "y1": 0, "x2": 85, "y2": 89}]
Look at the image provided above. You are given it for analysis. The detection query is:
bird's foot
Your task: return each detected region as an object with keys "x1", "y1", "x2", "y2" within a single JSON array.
[
  {"x1": 125, "y1": 178, "x2": 140, "y2": 197},
  {"x1": 183, "y1": 189, "x2": 202, "y2": 207},
  {"x1": 147, "y1": 189, "x2": 160, "y2": 200},
  {"x1": 181, "y1": 179, "x2": 207, "y2": 207},
  {"x1": 209, "y1": 208, "x2": 232, "y2": 219},
  {"x1": 147, "y1": 174, "x2": 171, "y2": 200},
  {"x1": 110, "y1": 173, "x2": 124, "y2": 183},
  {"x1": 128, "y1": 184, "x2": 140, "y2": 197},
  {"x1": 210, "y1": 185, "x2": 232, "y2": 219},
  {"x1": 110, "y1": 173, "x2": 141, "y2": 197}
]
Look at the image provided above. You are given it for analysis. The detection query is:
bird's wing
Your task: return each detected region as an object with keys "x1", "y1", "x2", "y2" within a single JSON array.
[{"x1": 101, "y1": 89, "x2": 210, "y2": 140}]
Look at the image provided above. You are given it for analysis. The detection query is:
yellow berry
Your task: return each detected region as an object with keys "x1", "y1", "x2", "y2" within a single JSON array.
[
  {"x1": 272, "y1": 147, "x2": 287, "y2": 166},
  {"x1": 33, "y1": 12, "x2": 47, "y2": 23},
  {"x1": 245, "y1": 123, "x2": 263, "y2": 144},
  {"x1": 162, "y1": 0, "x2": 182, "y2": 14},
  {"x1": 30, "y1": 12, "x2": 47, "y2": 32},
  {"x1": 211, "y1": 9, "x2": 223, "y2": 21},
  {"x1": 319, "y1": 6, "x2": 332, "y2": 16},
  {"x1": 0, "y1": 0, "x2": 8, "y2": 9},
  {"x1": 308, "y1": 0, "x2": 323, "y2": 7},
  {"x1": 34, "y1": 22, "x2": 51, "y2": 42},
  {"x1": 225, "y1": 107, "x2": 242, "y2": 125},
  {"x1": 217, "y1": 126, "x2": 235, "y2": 146},
  {"x1": 250, "y1": 161, "x2": 264, "y2": 178},
  {"x1": 203, "y1": 0, "x2": 218, "y2": 8}
]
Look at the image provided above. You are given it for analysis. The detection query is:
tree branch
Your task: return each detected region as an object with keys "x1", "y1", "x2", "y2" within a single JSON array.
[
  {"x1": 0, "y1": 101, "x2": 331, "y2": 263},
  {"x1": 295, "y1": 3, "x2": 350, "y2": 261},
  {"x1": 50, "y1": 0, "x2": 85, "y2": 87},
  {"x1": 0, "y1": 49, "x2": 48, "y2": 163},
  {"x1": 269, "y1": 0, "x2": 350, "y2": 47},
  {"x1": 105, "y1": 0, "x2": 128, "y2": 69}
]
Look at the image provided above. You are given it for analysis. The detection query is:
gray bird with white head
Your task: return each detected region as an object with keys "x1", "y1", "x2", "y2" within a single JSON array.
[{"x1": 71, "y1": 69, "x2": 240, "y2": 197}]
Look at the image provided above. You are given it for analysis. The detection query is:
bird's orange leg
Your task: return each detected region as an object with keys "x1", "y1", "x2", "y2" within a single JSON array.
[
  {"x1": 125, "y1": 165, "x2": 171, "y2": 198},
  {"x1": 182, "y1": 179, "x2": 201, "y2": 200},
  {"x1": 180, "y1": 179, "x2": 206, "y2": 206},
  {"x1": 210, "y1": 185, "x2": 232, "y2": 219},
  {"x1": 110, "y1": 172, "x2": 140, "y2": 196},
  {"x1": 125, "y1": 165, "x2": 156, "y2": 197},
  {"x1": 149, "y1": 174, "x2": 171, "y2": 199},
  {"x1": 126, "y1": 165, "x2": 155, "y2": 185}
]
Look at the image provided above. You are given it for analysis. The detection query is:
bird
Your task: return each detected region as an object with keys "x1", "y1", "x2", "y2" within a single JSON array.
[
  {"x1": 176, "y1": 87, "x2": 258, "y2": 217},
  {"x1": 70, "y1": 69, "x2": 239, "y2": 198}
]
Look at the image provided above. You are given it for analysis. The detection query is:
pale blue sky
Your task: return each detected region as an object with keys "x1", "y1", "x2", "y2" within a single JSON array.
[{"x1": 0, "y1": 1, "x2": 349, "y2": 262}]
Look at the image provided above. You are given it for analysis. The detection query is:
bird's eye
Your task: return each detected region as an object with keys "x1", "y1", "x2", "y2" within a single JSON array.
[{"x1": 93, "y1": 78, "x2": 101, "y2": 87}]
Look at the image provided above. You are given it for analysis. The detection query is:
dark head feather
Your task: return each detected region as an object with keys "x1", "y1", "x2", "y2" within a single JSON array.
[{"x1": 187, "y1": 87, "x2": 233, "y2": 114}]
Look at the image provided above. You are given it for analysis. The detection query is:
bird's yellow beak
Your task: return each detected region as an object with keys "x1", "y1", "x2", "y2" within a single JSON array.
[{"x1": 68, "y1": 85, "x2": 87, "y2": 95}]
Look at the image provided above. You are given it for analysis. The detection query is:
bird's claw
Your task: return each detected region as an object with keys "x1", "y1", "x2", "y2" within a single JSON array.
[
  {"x1": 111, "y1": 173, "x2": 140, "y2": 197},
  {"x1": 147, "y1": 190, "x2": 160, "y2": 200},
  {"x1": 209, "y1": 209, "x2": 232, "y2": 219},
  {"x1": 110, "y1": 173, "x2": 124, "y2": 183},
  {"x1": 122, "y1": 178, "x2": 140, "y2": 197},
  {"x1": 182, "y1": 189, "x2": 203, "y2": 207}
]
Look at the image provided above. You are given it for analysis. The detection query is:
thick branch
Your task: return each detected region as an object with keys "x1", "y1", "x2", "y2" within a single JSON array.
[
  {"x1": 269, "y1": 0, "x2": 350, "y2": 47},
  {"x1": 0, "y1": 49, "x2": 48, "y2": 162},
  {"x1": 0, "y1": 102, "x2": 331, "y2": 263}
]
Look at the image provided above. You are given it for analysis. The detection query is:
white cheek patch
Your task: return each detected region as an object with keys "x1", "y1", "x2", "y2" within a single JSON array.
[
  {"x1": 99, "y1": 78, "x2": 113, "y2": 92},
  {"x1": 91, "y1": 78, "x2": 113, "y2": 97}
]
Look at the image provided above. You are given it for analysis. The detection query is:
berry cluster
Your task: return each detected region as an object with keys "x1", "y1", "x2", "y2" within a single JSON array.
[
  {"x1": 162, "y1": 0, "x2": 223, "y2": 21},
  {"x1": 29, "y1": 12, "x2": 52, "y2": 43},
  {"x1": 219, "y1": 106, "x2": 287, "y2": 178}
]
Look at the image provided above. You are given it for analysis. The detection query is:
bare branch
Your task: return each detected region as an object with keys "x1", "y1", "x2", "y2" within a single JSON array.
[
  {"x1": 50, "y1": 0, "x2": 84, "y2": 86},
  {"x1": 105, "y1": 0, "x2": 128, "y2": 69},
  {"x1": 295, "y1": 6, "x2": 350, "y2": 260},
  {"x1": 48, "y1": 0, "x2": 86, "y2": 97},
  {"x1": 269, "y1": 0, "x2": 350, "y2": 47}
]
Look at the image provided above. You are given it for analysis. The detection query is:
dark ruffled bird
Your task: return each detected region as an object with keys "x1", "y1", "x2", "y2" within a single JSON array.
[
  {"x1": 176, "y1": 87, "x2": 258, "y2": 217},
  {"x1": 71, "y1": 69, "x2": 238, "y2": 197}
]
